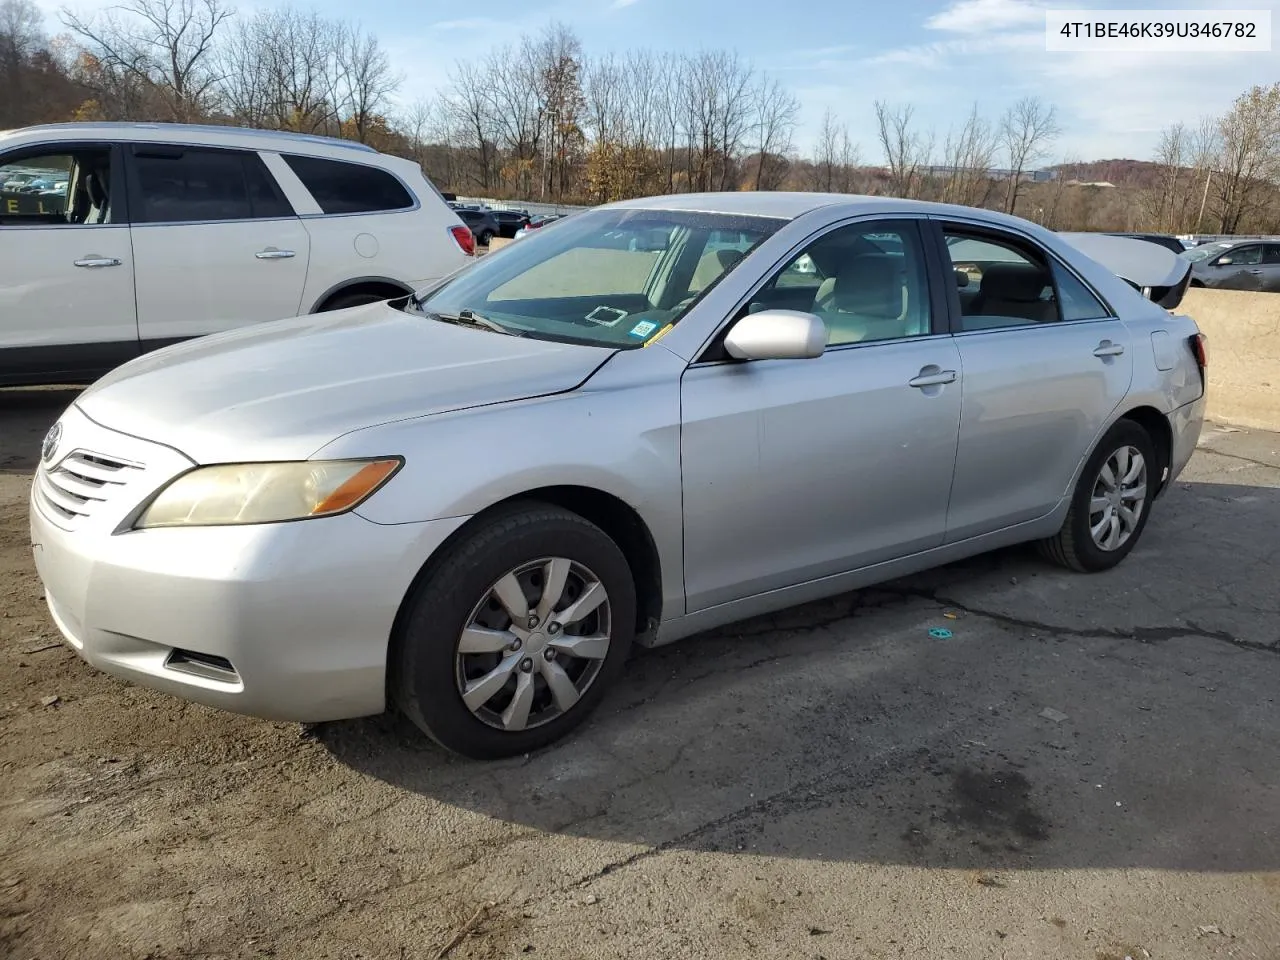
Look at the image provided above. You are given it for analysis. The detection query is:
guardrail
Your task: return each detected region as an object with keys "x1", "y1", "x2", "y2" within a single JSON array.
[{"x1": 454, "y1": 197, "x2": 591, "y2": 218}]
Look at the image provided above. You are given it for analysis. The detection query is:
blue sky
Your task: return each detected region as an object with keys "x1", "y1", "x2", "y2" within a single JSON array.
[{"x1": 45, "y1": 0, "x2": 1280, "y2": 163}]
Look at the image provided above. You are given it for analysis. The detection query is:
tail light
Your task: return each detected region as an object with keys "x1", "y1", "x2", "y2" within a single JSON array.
[
  {"x1": 1189, "y1": 332, "x2": 1208, "y2": 391},
  {"x1": 449, "y1": 225, "x2": 475, "y2": 256},
  {"x1": 1190, "y1": 332, "x2": 1208, "y2": 369}
]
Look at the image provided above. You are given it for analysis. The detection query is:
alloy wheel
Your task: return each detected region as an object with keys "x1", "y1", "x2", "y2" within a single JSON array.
[
  {"x1": 1089, "y1": 445, "x2": 1148, "y2": 551},
  {"x1": 454, "y1": 557, "x2": 612, "y2": 732}
]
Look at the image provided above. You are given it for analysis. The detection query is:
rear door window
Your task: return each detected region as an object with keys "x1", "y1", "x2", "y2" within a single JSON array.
[{"x1": 282, "y1": 155, "x2": 415, "y2": 215}]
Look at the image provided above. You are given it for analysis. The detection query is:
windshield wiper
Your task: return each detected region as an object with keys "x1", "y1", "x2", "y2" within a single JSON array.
[{"x1": 422, "y1": 308, "x2": 522, "y2": 336}]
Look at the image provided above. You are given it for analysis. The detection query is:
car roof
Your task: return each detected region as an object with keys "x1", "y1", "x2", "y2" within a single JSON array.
[
  {"x1": 0, "y1": 122, "x2": 381, "y2": 158},
  {"x1": 604, "y1": 191, "x2": 1041, "y2": 229}
]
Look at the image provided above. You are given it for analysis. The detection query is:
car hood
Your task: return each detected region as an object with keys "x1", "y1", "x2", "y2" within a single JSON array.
[{"x1": 75, "y1": 301, "x2": 614, "y2": 463}]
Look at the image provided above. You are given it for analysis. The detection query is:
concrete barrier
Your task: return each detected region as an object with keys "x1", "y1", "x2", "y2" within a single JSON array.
[{"x1": 1179, "y1": 288, "x2": 1280, "y2": 431}]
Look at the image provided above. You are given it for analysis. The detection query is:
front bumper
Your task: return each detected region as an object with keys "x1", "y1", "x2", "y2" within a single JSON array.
[{"x1": 29, "y1": 405, "x2": 468, "y2": 723}]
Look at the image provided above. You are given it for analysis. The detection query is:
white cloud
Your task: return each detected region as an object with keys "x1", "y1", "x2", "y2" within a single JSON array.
[
  {"x1": 429, "y1": 17, "x2": 506, "y2": 31},
  {"x1": 793, "y1": 0, "x2": 1280, "y2": 162},
  {"x1": 924, "y1": 0, "x2": 1046, "y2": 34}
]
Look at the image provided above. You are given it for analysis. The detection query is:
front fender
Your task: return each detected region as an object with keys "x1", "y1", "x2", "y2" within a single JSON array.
[{"x1": 311, "y1": 348, "x2": 687, "y2": 612}]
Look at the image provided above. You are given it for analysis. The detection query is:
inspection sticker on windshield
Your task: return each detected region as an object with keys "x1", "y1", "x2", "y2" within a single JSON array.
[{"x1": 629, "y1": 320, "x2": 658, "y2": 339}]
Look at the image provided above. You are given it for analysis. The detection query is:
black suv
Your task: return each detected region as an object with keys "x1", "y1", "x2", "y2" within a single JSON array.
[
  {"x1": 491, "y1": 209, "x2": 531, "y2": 238},
  {"x1": 454, "y1": 207, "x2": 501, "y2": 246}
]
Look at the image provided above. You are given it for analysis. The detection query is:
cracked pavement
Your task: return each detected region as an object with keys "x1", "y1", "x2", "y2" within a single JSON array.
[{"x1": 2, "y1": 390, "x2": 1278, "y2": 960}]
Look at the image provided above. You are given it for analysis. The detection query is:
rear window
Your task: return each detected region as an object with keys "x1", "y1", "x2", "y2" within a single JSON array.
[{"x1": 282, "y1": 154, "x2": 415, "y2": 215}]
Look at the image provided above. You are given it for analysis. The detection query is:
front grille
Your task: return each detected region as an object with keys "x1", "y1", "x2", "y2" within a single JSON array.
[{"x1": 37, "y1": 450, "x2": 144, "y2": 527}]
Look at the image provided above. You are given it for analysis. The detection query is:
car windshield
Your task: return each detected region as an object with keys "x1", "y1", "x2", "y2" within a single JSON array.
[
  {"x1": 1181, "y1": 242, "x2": 1234, "y2": 262},
  {"x1": 413, "y1": 207, "x2": 786, "y2": 347}
]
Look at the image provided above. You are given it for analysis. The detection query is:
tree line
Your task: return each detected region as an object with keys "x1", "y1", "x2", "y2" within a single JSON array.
[{"x1": 2, "y1": 0, "x2": 1278, "y2": 233}]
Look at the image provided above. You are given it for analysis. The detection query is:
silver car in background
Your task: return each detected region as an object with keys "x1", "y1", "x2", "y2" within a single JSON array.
[
  {"x1": 1184, "y1": 238, "x2": 1280, "y2": 292},
  {"x1": 29, "y1": 193, "x2": 1207, "y2": 759}
]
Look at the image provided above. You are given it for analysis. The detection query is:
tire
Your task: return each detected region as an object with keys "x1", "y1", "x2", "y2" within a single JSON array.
[
  {"x1": 393, "y1": 502, "x2": 637, "y2": 760},
  {"x1": 319, "y1": 290, "x2": 390, "y2": 312},
  {"x1": 478, "y1": 231, "x2": 494, "y2": 246},
  {"x1": 1037, "y1": 418, "x2": 1157, "y2": 573}
]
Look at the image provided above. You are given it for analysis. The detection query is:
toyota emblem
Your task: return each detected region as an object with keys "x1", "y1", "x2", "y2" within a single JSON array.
[{"x1": 41, "y1": 422, "x2": 62, "y2": 464}]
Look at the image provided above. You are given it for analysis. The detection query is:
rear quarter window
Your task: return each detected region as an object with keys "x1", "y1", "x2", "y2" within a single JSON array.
[{"x1": 282, "y1": 154, "x2": 415, "y2": 215}]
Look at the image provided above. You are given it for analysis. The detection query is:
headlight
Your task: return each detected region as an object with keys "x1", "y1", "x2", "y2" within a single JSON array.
[{"x1": 134, "y1": 458, "x2": 402, "y2": 529}]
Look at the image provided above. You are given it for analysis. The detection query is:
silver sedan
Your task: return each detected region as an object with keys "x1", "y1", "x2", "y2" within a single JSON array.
[{"x1": 29, "y1": 193, "x2": 1208, "y2": 759}]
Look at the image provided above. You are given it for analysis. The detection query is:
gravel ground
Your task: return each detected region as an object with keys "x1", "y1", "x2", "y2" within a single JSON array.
[{"x1": 2, "y1": 386, "x2": 1278, "y2": 960}]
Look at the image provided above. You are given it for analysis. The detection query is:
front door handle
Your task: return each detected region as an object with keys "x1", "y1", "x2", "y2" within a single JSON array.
[
  {"x1": 255, "y1": 248, "x2": 296, "y2": 260},
  {"x1": 908, "y1": 368, "x2": 958, "y2": 388},
  {"x1": 1093, "y1": 340, "x2": 1125, "y2": 358},
  {"x1": 73, "y1": 256, "x2": 121, "y2": 268}
]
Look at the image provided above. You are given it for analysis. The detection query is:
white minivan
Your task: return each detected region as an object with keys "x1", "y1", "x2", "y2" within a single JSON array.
[{"x1": 0, "y1": 122, "x2": 475, "y2": 386}]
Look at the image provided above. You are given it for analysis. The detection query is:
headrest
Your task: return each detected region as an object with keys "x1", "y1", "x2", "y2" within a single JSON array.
[
  {"x1": 831, "y1": 254, "x2": 903, "y2": 318},
  {"x1": 716, "y1": 248, "x2": 744, "y2": 270},
  {"x1": 979, "y1": 262, "x2": 1048, "y2": 302},
  {"x1": 84, "y1": 171, "x2": 107, "y2": 205}
]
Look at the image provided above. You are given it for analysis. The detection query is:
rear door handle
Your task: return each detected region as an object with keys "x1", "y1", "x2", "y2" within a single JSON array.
[
  {"x1": 73, "y1": 257, "x2": 121, "y2": 268},
  {"x1": 1093, "y1": 341, "x2": 1125, "y2": 357},
  {"x1": 255, "y1": 248, "x2": 295, "y2": 260},
  {"x1": 908, "y1": 369, "x2": 957, "y2": 388}
]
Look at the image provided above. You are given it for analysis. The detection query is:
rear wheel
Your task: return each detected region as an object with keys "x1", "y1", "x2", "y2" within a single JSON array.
[
  {"x1": 394, "y1": 503, "x2": 636, "y2": 759},
  {"x1": 319, "y1": 290, "x2": 391, "y2": 312},
  {"x1": 1038, "y1": 419, "x2": 1157, "y2": 572}
]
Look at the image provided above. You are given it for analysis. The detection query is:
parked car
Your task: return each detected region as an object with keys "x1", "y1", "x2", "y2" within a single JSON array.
[
  {"x1": 454, "y1": 207, "x2": 501, "y2": 245},
  {"x1": 512, "y1": 213, "x2": 566, "y2": 240},
  {"x1": 1106, "y1": 232, "x2": 1187, "y2": 256},
  {"x1": 30, "y1": 193, "x2": 1205, "y2": 760},
  {"x1": 1182, "y1": 238, "x2": 1280, "y2": 292},
  {"x1": 491, "y1": 209, "x2": 531, "y2": 238},
  {"x1": 0, "y1": 121, "x2": 474, "y2": 387}
]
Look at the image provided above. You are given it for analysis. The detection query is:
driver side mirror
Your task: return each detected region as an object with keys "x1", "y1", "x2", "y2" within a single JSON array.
[
  {"x1": 724, "y1": 310, "x2": 827, "y2": 361},
  {"x1": 1215, "y1": 256, "x2": 1233, "y2": 266}
]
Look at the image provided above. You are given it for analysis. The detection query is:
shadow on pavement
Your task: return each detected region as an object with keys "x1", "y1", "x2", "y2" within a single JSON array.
[
  {"x1": 321, "y1": 477, "x2": 1280, "y2": 874},
  {"x1": 0, "y1": 387, "x2": 81, "y2": 475},
  {"x1": 4, "y1": 385, "x2": 1277, "y2": 874}
]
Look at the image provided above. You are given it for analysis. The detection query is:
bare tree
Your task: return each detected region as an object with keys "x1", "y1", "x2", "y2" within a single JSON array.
[
  {"x1": 485, "y1": 39, "x2": 545, "y2": 195},
  {"x1": 61, "y1": 0, "x2": 231, "y2": 121},
  {"x1": 445, "y1": 58, "x2": 497, "y2": 191},
  {"x1": 1183, "y1": 115, "x2": 1220, "y2": 232},
  {"x1": 681, "y1": 50, "x2": 753, "y2": 191},
  {"x1": 655, "y1": 51, "x2": 685, "y2": 192},
  {"x1": 217, "y1": 8, "x2": 345, "y2": 134},
  {"x1": 874, "y1": 100, "x2": 932, "y2": 198},
  {"x1": 531, "y1": 22, "x2": 585, "y2": 201},
  {"x1": 0, "y1": 0, "x2": 41, "y2": 57},
  {"x1": 1210, "y1": 83, "x2": 1280, "y2": 233},
  {"x1": 334, "y1": 24, "x2": 399, "y2": 143},
  {"x1": 999, "y1": 95, "x2": 1060, "y2": 214},
  {"x1": 1140, "y1": 123, "x2": 1186, "y2": 232},
  {"x1": 750, "y1": 75, "x2": 799, "y2": 190},
  {"x1": 940, "y1": 103, "x2": 998, "y2": 207}
]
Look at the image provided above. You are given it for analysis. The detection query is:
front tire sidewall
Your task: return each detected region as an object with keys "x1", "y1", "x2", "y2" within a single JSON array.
[
  {"x1": 395, "y1": 505, "x2": 636, "y2": 760},
  {"x1": 1064, "y1": 420, "x2": 1157, "y2": 572}
]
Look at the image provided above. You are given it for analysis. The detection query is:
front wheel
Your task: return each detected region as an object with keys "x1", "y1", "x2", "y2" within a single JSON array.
[
  {"x1": 1038, "y1": 419, "x2": 1157, "y2": 573},
  {"x1": 393, "y1": 503, "x2": 636, "y2": 759}
]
